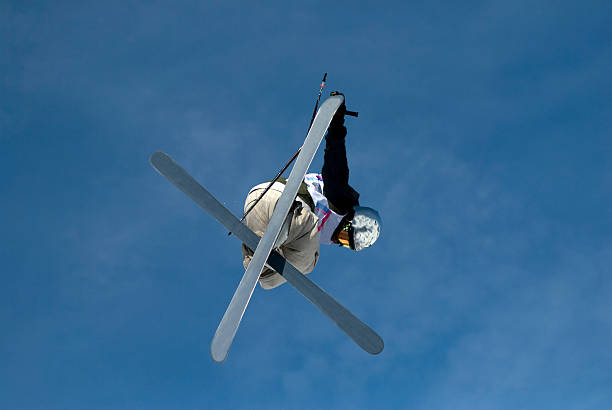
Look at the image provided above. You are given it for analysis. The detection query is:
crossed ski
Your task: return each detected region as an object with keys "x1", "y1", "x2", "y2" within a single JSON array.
[{"x1": 150, "y1": 95, "x2": 383, "y2": 362}]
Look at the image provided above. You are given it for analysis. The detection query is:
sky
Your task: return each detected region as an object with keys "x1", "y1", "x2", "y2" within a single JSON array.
[{"x1": 1, "y1": 1, "x2": 612, "y2": 409}]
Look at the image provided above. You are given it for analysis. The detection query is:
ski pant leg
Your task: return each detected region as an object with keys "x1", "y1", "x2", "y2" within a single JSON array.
[
  {"x1": 241, "y1": 187, "x2": 320, "y2": 290},
  {"x1": 322, "y1": 132, "x2": 360, "y2": 215}
]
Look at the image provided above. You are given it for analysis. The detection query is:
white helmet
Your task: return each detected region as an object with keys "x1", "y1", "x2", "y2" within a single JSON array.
[{"x1": 351, "y1": 206, "x2": 382, "y2": 251}]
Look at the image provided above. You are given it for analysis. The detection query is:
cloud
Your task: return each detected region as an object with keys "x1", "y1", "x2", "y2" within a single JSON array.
[{"x1": 417, "y1": 246, "x2": 612, "y2": 409}]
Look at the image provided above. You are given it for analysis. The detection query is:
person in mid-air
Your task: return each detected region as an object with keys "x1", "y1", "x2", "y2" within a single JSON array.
[{"x1": 242, "y1": 93, "x2": 382, "y2": 289}]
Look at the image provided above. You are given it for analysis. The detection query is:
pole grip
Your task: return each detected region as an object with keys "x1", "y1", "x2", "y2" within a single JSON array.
[{"x1": 345, "y1": 110, "x2": 358, "y2": 117}]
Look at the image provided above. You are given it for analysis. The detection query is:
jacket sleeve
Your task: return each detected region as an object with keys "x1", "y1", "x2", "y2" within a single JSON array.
[{"x1": 321, "y1": 114, "x2": 360, "y2": 215}]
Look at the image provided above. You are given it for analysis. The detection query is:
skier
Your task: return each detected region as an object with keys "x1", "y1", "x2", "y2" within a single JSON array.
[
  {"x1": 150, "y1": 91, "x2": 385, "y2": 358},
  {"x1": 242, "y1": 94, "x2": 382, "y2": 289}
]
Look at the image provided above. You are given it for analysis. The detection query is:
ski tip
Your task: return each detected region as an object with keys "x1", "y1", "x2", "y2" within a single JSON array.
[
  {"x1": 357, "y1": 331, "x2": 384, "y2": 355},
  {"x1": 368, "y1": 336, "x2": 384, "y2": 355},
  {"x1": 210, "y1": 343, "x2": 228, "y2": 363},
  {"x1": 149, "y1": 151, "x2": 168, "y2": 167},
  {"x1": 150, "y1": 151, "x2": 174, "y2": 176}
]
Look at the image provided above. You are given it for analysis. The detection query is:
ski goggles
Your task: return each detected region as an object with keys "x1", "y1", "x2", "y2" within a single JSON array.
[{"x1": 337, "y1": 222, "x2": 354, "y2": 250}]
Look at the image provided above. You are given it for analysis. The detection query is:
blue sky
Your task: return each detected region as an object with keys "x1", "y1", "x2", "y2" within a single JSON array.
[{"x1": 2, "y1": 1, "x2": 612, "y2": 409}]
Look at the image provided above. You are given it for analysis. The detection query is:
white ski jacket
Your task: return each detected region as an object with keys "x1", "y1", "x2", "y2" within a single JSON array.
[{"x1": 241, "y1": 182, "x2": 320, "y2": 290}]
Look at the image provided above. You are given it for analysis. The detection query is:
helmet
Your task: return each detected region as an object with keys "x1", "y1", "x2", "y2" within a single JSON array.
[
  {"x1": 349, "y1": 206, "x2": 382, "y2": 251},
  {"x1": 335, "y1": 206, "x2": 382, "y2": 251}
]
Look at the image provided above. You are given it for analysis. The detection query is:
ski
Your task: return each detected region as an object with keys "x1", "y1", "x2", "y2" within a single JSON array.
[
  {"x1": 209, "y1": 94, "x2": 344, "y2": 362},
  {"x1": 150, "y1": 151, "x2": 384, "y2": 359}
]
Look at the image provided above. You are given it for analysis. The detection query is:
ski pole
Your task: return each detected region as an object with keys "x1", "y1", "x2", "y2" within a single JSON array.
[{"x1": 230, "y1": 73, "x2": 328, "y2": 235}]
